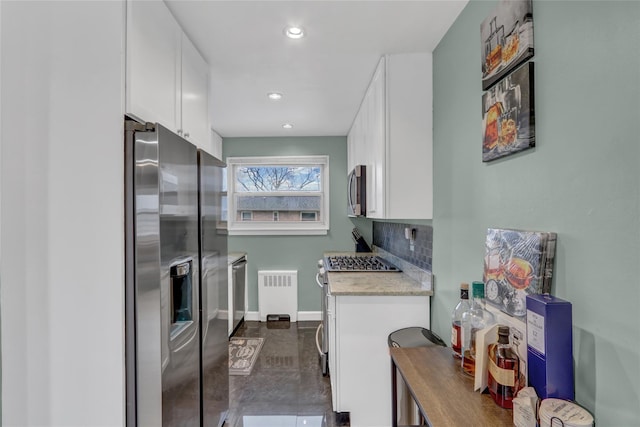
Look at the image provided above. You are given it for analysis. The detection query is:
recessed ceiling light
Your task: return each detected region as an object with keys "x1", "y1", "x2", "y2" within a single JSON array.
[
  {"x1": 284, "y1": 26, "x2": 305, "y2": 39},
  {"x1": 268, "y1": 92, "x2": 283, "y2": 100},
  {"x1": 282, "y1": 123, "x2": 293, "y2": 129}
]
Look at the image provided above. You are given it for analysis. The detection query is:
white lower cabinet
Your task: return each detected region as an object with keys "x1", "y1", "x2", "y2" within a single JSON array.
[
  {"x1": 328, "y1": 292, "x2": 338, "y2": 410},
  {"x1": 329, "y1": 294, "x2": 430, "y2": 427}
]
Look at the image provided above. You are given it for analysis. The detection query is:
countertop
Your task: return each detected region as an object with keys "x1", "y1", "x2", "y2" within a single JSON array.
[
  {"x1": 390, "y1": 346, "x2": 513, "y2": 426},
  {"x1": 324, "y1": 252, "x2": 432, "y2": 296},
  {"x1": 228, "y1": 252, "x2": 247, "y2": 265}
]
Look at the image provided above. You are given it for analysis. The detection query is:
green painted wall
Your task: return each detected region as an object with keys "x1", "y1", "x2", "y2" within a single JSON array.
[
  {"x1": 222, "y1": 136, "x2": 355, "y2": 312},
  {"x1": 432, "y1": 0, "x2": 640, "y2": 424}
]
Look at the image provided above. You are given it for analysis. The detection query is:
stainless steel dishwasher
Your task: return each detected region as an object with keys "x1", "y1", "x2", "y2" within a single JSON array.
[{"x1": 230, "y1": 256, "x2": 247, "y2": 336}]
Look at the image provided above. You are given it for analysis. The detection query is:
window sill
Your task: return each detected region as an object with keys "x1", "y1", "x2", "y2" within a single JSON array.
[{"x1": 228, "y1": 228, "x2": 328, "y2": 236}]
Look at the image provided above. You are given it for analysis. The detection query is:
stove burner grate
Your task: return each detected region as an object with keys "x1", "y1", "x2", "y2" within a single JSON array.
[{"x1": 324, "y1": 255, "x2": 401, "y2": 272}]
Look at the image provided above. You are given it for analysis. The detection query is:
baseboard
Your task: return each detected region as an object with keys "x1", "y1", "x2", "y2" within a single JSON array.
[
  {"x1": 245, "y1": 311, "x2": 261, "y2": 321},
  {"x1": 245, "y1": 311, "x2": 322, "y2": 322},
  {"x1": 297, "y1": 311, "x2": 322, "y2": 321}
]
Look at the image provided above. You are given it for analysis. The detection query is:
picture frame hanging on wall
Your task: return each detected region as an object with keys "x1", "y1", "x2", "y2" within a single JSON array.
[
  {"x1": 482, "y1": 62, "x2": 535, "y2": 162},
  {"x1": 481, "y1": 0, "x2": 534, "y2": 91}
]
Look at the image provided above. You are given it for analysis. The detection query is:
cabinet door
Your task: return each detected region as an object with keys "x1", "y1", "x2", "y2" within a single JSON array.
[
  {"x1": 386, "y1": 53, "x2": 433, "y2": 219},
  {"x1": 350, "y1": 106, "x2": 364, "y2": 171},
  {"x1": 366, "y1": 58, "x2": 386, "y2": 218},
  {"x1": 327, "y1": 294, "x2": 338, "y2": 410},
  {"x1": 210, "y1": 128, "x2": 223, "y2": 159},
  {"x1": 181, "y1": 33, "x2": 209, "y2": 148},
  {"x1": 126, "y1": 0, "x2": 181, "y2": 130},
  {"x1": 334, "y1": 295, "x2": 430, "y2": 425}
]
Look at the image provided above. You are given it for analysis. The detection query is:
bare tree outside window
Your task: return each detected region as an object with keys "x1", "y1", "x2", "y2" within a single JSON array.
[{"x1": 236, "y1": 166, "x2": 321, "y2": 192}]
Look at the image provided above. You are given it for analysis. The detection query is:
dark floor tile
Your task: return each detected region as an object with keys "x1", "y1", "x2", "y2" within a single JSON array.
[{"x1": 228, "y1": 321, "x2": 347, "y2": 427}]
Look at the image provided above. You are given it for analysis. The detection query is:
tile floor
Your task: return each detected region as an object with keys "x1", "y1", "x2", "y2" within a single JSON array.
[{"x1": 226, "y1": 320, "x2": 350, "y2": 427}]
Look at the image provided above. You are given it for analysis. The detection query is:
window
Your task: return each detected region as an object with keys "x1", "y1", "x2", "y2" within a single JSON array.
[
  {"x1": 300, "y1": 212, "x2": 317, "y2": 221},
  {"x1": 227, "y1": 156, "x2": 330, "y2": 235}
]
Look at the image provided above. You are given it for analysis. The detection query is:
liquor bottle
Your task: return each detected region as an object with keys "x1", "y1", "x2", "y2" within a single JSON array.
[
  {"x1": 461, "y1": 281, "x2": 496, "y2": 377},
  {"x1": 487, "y1": 326, "x2": 520, "y2": 408},
  {"x1": 451, "y1": 283, "x2": 470, "y2": 359}
]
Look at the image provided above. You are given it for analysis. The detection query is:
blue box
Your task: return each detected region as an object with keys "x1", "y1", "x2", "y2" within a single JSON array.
[{"x1": 526, "y1": 294, "x2": 574, "y2": 400}]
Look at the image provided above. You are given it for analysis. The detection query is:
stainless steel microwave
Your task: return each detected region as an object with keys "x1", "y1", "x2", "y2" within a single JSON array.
[{"x1": 347, "y1": 165, "x2": 366, "y2": 217}]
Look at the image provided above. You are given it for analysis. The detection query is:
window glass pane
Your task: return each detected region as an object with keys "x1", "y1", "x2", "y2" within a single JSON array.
[
  {"x1": 301, "y1": 212, "x2": 317, "y2": 221},
  {"x1": 221, "y1": 195, "x2": 228, "y2": 221},
  {"x1": 236, "y1": 195, "x2": 321, "y2": 223},
  {"x1": 235, "y1": 166, "x2": 321, "y2": 192},
  {"x1": 241, "y1": 211, "x2": 252, "y2": 221},
  {"x1": 222, "y1": 167, "x2": 228, "y2": 191}
]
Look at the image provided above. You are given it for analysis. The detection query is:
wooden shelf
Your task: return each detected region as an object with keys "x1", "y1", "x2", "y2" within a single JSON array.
[{"x1": 390, "y1": 346, "x2": 513, "y2": 426}]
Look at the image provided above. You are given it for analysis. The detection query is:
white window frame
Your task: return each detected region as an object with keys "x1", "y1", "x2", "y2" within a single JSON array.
[
  {"x1": 227, "y1": 155, "x2": 330, "y2": 235},
  {"x1": 240, "y1": 211, "x2": 253, "y2": 221}
]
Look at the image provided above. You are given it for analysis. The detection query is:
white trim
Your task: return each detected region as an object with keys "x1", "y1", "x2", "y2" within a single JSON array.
[
  {"x1": 228, "y1": 155, "x2": 328, "y2": 165},
  {"x1": 245, "y1": 311, "x2": 261, "y2": 322},
  {"x1": 229, "y1": 229, "x2": 327, "y2": 236},
  {"x1": 297, "y1": 311, "x2": 322, "y2": 321},
  {"x1": 244, "y1": 311, "x2": 322, "y2": 322}
]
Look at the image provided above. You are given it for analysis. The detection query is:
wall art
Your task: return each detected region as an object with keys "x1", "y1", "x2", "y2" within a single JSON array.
[
  {"x1": 481, "y1": 0, "x2": 534, "y2": 91},
  {"x1": 483, "y1": 227, "x2": 556, "y2": 318},
  {"x1": 482, "y1": 62, "x2": 534, "y2": 162}
]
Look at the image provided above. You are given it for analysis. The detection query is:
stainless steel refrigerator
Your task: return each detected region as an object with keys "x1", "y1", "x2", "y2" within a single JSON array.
[{"x1": 125, "y1": 120, "x2": 228, "y2": 427}]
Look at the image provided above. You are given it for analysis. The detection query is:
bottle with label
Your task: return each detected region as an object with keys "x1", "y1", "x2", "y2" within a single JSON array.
[
  {"x1": 461, "y1": 281, "x2": 496, "y2": 377},
  {"x1": 451, "y1": 283, "x2": 470, "y2": 359},
  {"x1": 487, "y1": 326, "x2": 520, "y2": 408}
]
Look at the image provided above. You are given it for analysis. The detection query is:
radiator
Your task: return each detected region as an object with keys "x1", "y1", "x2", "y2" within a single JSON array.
[{"x1": 258, "y1": 270, "x2": 298, "y2": 322}]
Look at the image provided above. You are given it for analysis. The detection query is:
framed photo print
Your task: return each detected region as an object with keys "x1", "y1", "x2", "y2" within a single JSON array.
[
  {"x1": 483, "y1": 228, "x2": 557, "y2": 318},
  {"x1": 481, "y1": 0, "x2": 534, "y2": 91},
  {"x1": 482, "y1": 62, "x2": 535, "y2": 162}
]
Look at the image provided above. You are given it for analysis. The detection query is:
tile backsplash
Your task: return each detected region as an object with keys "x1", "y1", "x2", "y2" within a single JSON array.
[{"x1": 373, "y1": 221, "x2": 433, "y2": 271}]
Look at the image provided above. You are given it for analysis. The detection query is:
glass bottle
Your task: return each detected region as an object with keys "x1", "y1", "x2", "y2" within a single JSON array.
[
  {"x1": 461, "y1": 281, "x2": 496, "y2": 377},
  {"x1": 487, "y1": 326, "x2": 520, "y2": 408},
  {"x1": 451, "y1": 283, "x2": 470, "y2": 359}
]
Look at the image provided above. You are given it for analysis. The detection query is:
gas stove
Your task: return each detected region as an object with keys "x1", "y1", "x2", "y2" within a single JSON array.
[{"x1": 323, "y1": 255, "x2": 401, "y2": 272}]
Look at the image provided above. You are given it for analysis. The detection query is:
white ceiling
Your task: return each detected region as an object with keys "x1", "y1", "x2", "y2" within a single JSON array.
[{"x1": 165, "y1": 0, "x2": 468, "y2": 138}]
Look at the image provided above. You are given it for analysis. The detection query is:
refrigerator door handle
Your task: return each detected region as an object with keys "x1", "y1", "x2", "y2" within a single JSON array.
[
  {"x1": 232, "y1": 259, "x2": 247, "y2": 270},
  {"x1": 172, "y1": 328, "x2": 199, "y2": 353},
  {"x1": 315, "y1": 272, "x2": 324, "y2": 289},
  {"x1": 315, "y1": 323, "x2": 324, "y2": 356}
]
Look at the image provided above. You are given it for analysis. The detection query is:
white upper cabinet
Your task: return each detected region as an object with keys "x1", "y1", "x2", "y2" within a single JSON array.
[
  {"x1": 209, "y1": 128, "x2": 223, "y2": 160},
  {"x1": 126, "y1": 0, "x2": 210, "y2": 149},
  {"x1": 365, "y1": 61, "x2": 386, "y2": 218},
  {"x1": 126, "y1": 0, "x2": 181, "y2": 131},
  {"x1": 347, "y1": 53, "x2": 433, "y2": 219},
  {"x1": 180, "y1": 33, "x2": 210, "y2": 148}
]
